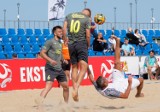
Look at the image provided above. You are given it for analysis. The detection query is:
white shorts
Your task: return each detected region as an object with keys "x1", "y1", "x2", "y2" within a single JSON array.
[
  {"x1": 110, "y1": 69, "x2": 140, "y2": 93},
  {"x1": 144, "y1": 67, "x2": 157, "y2": 73}
]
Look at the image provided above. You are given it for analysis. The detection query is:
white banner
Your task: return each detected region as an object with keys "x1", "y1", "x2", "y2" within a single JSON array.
[
  {"x1": 120, "y1": 56, "x2": 139, "y2": 75},
  {"x1": 48, "y1": 0, "x2": 67, "y2": 20}
]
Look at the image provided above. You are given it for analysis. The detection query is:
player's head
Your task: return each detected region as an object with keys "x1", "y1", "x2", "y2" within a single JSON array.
[
  {"x1": 96, "y1": 76, "x2": 108, "y2": 89},
  {"x1": 82, "y1": 8, "x2": 91, "y2": 17},
  {"x1": 52, "y1": 25, "x2": 63, "y2": 39}
]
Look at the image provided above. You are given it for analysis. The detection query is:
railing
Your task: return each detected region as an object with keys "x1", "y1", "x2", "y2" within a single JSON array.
[{"x1": 1, "y1": 20, "x2": 160, "y2": 30}]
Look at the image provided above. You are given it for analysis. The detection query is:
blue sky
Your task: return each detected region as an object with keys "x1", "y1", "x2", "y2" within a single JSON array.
[{"x1": 0, "y1": 0, "x2": 160, "y2": 23}]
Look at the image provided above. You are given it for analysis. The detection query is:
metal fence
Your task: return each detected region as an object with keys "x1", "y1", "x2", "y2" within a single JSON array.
[{"x1": 1, "y1": 20, "x2": 160, "y2": 30}]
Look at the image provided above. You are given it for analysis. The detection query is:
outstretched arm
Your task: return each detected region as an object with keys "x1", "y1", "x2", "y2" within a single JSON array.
[{"x1": 87, "y1": 67, "x2": 95, "y2": 84}]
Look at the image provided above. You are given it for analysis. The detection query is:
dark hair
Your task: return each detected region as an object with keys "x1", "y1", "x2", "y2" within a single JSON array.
[
  {"x1": 96, "y1": 76, "x2": 104, "y2": 89},
  {"x1": 149, "y1": 50, "x2": 155, "y2": 54},
  {"x1": 12, "y1": 53, "x2": 17, "y2": 58},
  {"x1": 134, "y1": 29, "x2": 139, "y2": 33},
  {"x1": 52, "y1": 25, "x2": 62, "y2": 34},
  {"x1": 83, "y1": 8, "x2": 91, "y2": 17},
  {"x1": 124, "y1": 37, "x2": 129, "y2": 40}
]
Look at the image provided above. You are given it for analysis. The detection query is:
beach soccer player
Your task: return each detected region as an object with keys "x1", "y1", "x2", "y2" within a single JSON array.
[
  {"x1": 35, "y1": 26, "x2": 69, "y2": 105},
  {"x1": 63, "y1": 8, "x2": 91, "y2": 101},
  {"x1": 88, "y1": 35, "x2": 144, "y2": 99}
]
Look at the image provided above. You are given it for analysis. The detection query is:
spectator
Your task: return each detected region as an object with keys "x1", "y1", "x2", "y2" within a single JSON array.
[
  {"x1": 12, "y1": 53, "x2": 17, "y2": 59},
  {"x1": 134, "y1": 29, "x2": 148, "y2": 46},
  {"x1": 108, "y1": 35, "x2": 116, "y2": 52},
  {"x1": 93, "y1": 32, "x2": 108, "y2": 52},
  {"x1": 143, "y1": 50, "x2": 159, "y2": 80},
  {"x1": 126, "y1": 27, "x2": 140, "y2": 45},
  {"x1": 121, "y1": 38, "x2": 135, "y2": 56}
]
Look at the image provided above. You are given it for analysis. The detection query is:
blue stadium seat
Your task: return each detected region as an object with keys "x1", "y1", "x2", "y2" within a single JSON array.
[
  {"x1": 38, "y1": 36, "x2": 45, "y2": 46},
  {"x1": 106, "y1": 30, "x2": 112, "y2": 38},
  {"x1": 43, "y1": 29, "x2": 51, "y2": 37},
  {"x1": 135, "y1": 49, "x2": 142, "y2": 56},
  {"x1": 4, "y1": 44, "x2": 13, "y2": 54},
  {"x1": 0, "y1": 53, "x2": 6, "y2": 59},
  {"x1": 8, "y1": 28, "x2": 16, "y2": 37},
  {"x1": 23, "y1": 43, "x2": 31, "y2": 53},
  {"x1": 152, "y1": 43, "x2": 159, "y2": 53},
  {"x1": 146, "y1": 36, "x2": 153, "y2": 42},
  {"x1": 155, "y1": 30, "x2": 160, "y2": 38},
  {"x1": 34, "y1": 29, "x2": 42, "y2": 37},
  {"x1": 26, "y1": 53, "x2": 36, "y2": 58},
  {"x1": 90, "y1": 36, "x2": 94, "y2": 47},
  {"x1": 17, "y1": 29, "x2": 25, "y2": 37},
  {"x1": 46, "y1": 35, "x2": 53, "y2": 40},
  {"x1": 141, "y1": 30, "x2": 148, "y2": 37},
  {"x1": 95, "y1": 51, "x2": 104, "y2": 56},
  {"x1": 88, "y1": 49, "x2": 95, "y2": 56},
  {"x1": 0, "y1": 45, "x2": 4, "y2": 53},
  {"x1": 26, "y1": 29, "x2": 33, "y2": 37},
  {"x1": 18, "y1": 53, "x2": 25, "y2": 59},
  {"x1": 148, "y1": 30, "x2": 155, "y2": 37},
  {"x1": 0, "y1": 28, "x2": 7, "y2": 37},
  {"x1": 20, "y1": 36, "x2": 28, "y2": 45},
  {"x1": 144, "y1": 44, "x2": 152, "y2": 51},
  {"x1": 114, "y1": 30, "x2": 120, "y2": 37},
  {"x1": 6, "y1": 53, "x2": 13, "y2": 59},
  {"x1": 11, "y1": 35, "x2": 20, "y2": 45},
  {"x1": 2, "y1": 36, "x2": 10, "y2": 45},
  {"x1": 29, "y1": 36, "x2": 38, "y2": 44},
  {"x1": 31, "y1": 44, "x2": 40, "y2": 54},
  {"x1": 13, "y1": 44, "x2": 23, "y2": 53},
  {"x1": 121, "y1": 30, "x2": 127, "y2": 37}
]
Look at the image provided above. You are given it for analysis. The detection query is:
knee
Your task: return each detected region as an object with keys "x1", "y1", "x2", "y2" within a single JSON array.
[{"x1": 62, "y1": 85, "x2": 69, "y2": 91}]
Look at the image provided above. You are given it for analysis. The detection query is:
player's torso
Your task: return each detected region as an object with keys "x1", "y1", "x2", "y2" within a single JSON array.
[
  {"x1": 46, "y1": 39, "x2": 62, "y2": 70},
  {"x1": 66, "y1": 12, "x2": 89, "y2": 43}
]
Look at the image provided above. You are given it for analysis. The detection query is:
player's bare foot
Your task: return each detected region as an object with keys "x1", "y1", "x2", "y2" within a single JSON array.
[
  {"x1": 35, "y1": 96, "x2": 44, "y2": 106},
  {"x1": 72, "y1": 88, "x2": 79, "y2": 102},
  {"x1": 135, "y1": 93, "x2": 144, "y2": 98}
]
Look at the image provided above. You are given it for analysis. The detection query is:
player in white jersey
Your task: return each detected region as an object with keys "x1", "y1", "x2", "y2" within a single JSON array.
[{"x1": 88, "y1": 35, "x2": 144, "y2": 99}]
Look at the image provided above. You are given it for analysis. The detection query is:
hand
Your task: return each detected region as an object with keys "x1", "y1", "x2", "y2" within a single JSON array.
[
  {"x1": 63, "y1": 60, "x2": 69, "y2": 64},
  {"x1": 128, "y1": 76, "x2": 132, "y2": 85},
  {"x1": 50, "y1": 60, "x2": 57, "y2": 66}
]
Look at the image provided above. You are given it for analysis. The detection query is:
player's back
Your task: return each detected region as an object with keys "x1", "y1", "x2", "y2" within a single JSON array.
[{"x1": 65, "y1": 12, "x2": 90, "y2": 44}]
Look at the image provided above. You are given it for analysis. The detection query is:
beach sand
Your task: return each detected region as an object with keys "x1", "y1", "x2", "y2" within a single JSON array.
[{"x1": 0, "y1": 80, "x2": 160, "y2": 112}]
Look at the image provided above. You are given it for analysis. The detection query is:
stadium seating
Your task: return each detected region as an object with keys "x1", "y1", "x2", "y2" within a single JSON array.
[
  {"x1": 0, "y1": 28, "x2": 7, "y2": 37},
  {"x1": 34, "y1": 29, "x2": 42, "y2": 37},
  {"x1": 26, "y1": 29, "x2": 34, "y2": 37},
  {"x1": 17, "y1": 29, "x2": 25, "y2": 37},
  {"x1": 8, "y1": 28, "x2": 16, "y2": 37},
  {"x1": 0, "y1": 52, "x2": 6, "y2": 59},
  {"x1": 0, "y1": 28, "x2": 160, "y2": 59}
]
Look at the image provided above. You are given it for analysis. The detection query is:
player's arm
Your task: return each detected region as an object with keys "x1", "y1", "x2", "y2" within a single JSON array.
[
  {"x1": 87, "y1": 67, "x2": 95, "y2": 83},
  {"x1": 86, "y1": 29, "x2": 90, "y2": 48},
  {"x1": 119, "y1": 76, "x2": 132, "y2": 99},
  {"x1": 63, "y1": 20, "x2": 68, "y2": 42}
]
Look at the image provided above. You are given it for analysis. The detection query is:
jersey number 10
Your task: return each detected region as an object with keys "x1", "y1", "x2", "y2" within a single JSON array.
[{"x1": 70, "y1": 20, "x2": 80, "y2": 33}]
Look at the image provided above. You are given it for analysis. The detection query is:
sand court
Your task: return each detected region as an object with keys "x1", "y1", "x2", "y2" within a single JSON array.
[{"x1": 0, "y1": 80, "x2": 160, "y2": 112}]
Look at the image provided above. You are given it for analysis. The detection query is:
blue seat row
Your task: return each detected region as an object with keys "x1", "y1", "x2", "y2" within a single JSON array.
[{"x1": 0, "y1": 28, "x2": 53, "y2": 38}]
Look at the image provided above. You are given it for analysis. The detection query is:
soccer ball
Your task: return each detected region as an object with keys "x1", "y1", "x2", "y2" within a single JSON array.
[{"x1": 94, "y1": 14, "x2": 106, "y2": 25}]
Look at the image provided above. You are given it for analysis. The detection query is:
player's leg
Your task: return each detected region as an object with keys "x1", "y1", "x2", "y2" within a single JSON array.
[
  {"x1": 112, "y1": 35, "x2": 122, "y2": 71},
  {"x1": 57, "y1": 70, "x2": 69, "y2": 103},
  {"x1": 135, "y1": 78, "x2": 144, "y2": 97},
  {"x1": 72, "y1": 41, "x2": 88, "y2": 101}
]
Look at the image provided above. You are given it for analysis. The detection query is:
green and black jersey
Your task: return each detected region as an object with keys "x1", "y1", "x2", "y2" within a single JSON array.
[{"x1": 65, "y1": 12, "x2": 91, "y2": 44}]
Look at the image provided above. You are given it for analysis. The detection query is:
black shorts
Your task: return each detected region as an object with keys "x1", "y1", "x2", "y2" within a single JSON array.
[
  {"x1": 45, "y1": 65, "x2": 67, "y2": 82},
  {"x1": 68, "y1": 41, "x2": 88, "y2": 64},
  {"x1": 62, "y1": 60, "x2": 71, "y2": 71}
]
